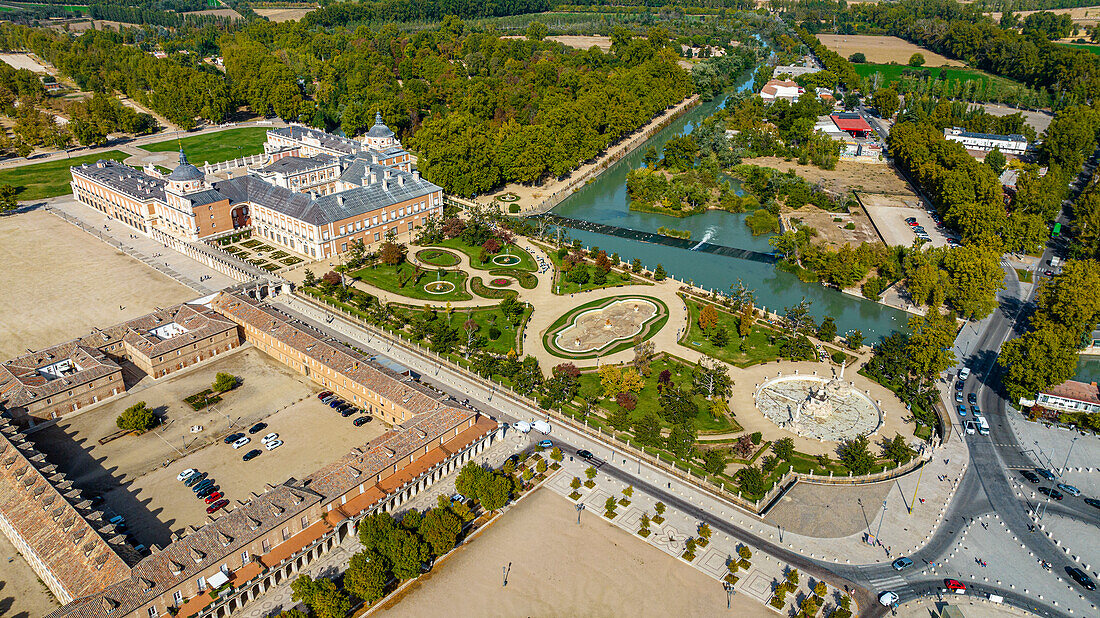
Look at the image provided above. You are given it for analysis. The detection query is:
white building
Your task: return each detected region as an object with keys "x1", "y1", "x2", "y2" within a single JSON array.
[
  {"x1": 944, "y1": 127, "x2": 1030, "y2": 155},
  {"x1": 1034, "y1": 380, "x2": 1100, "y2": 414},
  {"x1": 760, "y1": 79, "x2": 803, "y2": 103}
]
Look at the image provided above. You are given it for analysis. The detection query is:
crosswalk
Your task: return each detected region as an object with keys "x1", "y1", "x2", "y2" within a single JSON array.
[{"x1": 863, "y1": 570, "x2": 913, "y2": 595}]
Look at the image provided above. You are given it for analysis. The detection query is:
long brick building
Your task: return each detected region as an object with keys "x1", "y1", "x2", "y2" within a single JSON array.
[
  {"x1": 11, "y1": 291, "x2": 500, "y2": 617},
  {"x1": 0, "y1": 302, "x2": 240, "y2": 425}
]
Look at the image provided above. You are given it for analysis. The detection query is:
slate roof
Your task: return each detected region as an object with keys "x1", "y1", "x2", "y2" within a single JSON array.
[
  {"x1": 365, "y1": 112, "x2": 395, "y2": 138},
  {"x1": 257, "y1": 154, "x2": 335, "y2": 175},
  {"x1": 167, "y1": 150, "x2": 204, "y2": 182},
  {"x1": 70, "y1": 160, "x2": 166, "y2": 203},
  {"x1": 269, "y1": 125, "x2": 361, "y2": 156},
  {"x1": 177, "y1": 188, "x2": 227, "y2": 208}
]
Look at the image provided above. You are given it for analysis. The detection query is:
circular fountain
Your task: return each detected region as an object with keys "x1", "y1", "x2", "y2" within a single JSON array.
[{"x1": 754, "y1": 362, "x2": 882, "y2": 442}]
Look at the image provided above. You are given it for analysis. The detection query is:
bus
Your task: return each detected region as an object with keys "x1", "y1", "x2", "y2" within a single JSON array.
[{"x1": 1052, "y1": 222, "x2": 1062, "y2": 237}]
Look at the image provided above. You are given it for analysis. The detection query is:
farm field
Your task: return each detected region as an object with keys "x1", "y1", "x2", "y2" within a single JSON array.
[
  {"x1": 501, "y1": 34, "x2": 613, "y2": 51},
  {"x1": 817, "y1": 34, "x2": 963, "y2": 66},
  {"x1": 852, "y1": 63, "x2": 1022, "y2": 92},
  {"x1": 989, "y1": 6, "x2": 1100, "y2": 27},
  {"x1": 253, "y1": 7, "x2": 313, "y2": 21},
  {"x1": 1057, "y1": 42, "x2": 1100, "y2": 56},
  {"x1": 140, "y1": 126, "x2": 270, "y2": 163},
  {"x1": 0, "y1": 149, "x2": 128, "y2": 200}
]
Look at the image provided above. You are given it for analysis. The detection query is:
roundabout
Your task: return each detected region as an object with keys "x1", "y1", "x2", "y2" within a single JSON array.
[
  {"x1": 423, "y1": 280, "x2": 456, "y2": 295},
  {"x1": 543, "y1": 296, "x2": 668, "y2": 359}
]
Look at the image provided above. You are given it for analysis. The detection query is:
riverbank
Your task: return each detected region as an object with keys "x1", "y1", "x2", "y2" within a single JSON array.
[{"x1": 479, "y1": 94, "x2": 701, "y2": 215}]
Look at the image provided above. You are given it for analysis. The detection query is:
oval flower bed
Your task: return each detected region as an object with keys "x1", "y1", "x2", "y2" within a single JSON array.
[{"x1": 490, "y1": 278, "x2": 511, "y2": 287}]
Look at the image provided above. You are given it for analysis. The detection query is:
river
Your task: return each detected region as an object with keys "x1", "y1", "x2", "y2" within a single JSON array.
[{"x1": 547, "y1": 63, "x2": 909, "y2": 341}]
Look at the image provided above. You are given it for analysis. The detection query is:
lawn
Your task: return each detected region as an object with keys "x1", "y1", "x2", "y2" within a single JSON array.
[
  {"x1": 680, "y1": 296, "x2": 784, "y2": 367},
  {"x1": 571, "y1": 356, "x2": 740, "y2": 434},
  {"x1": 351, "y1": 262, "x2": 472, "y2": 302},
  {"x1": 394, "y1": 304, "x2": 532, "y2": 356},
  {"x1": 415, "y1": 248, "x2": 460, "y2": 267},
  {"x1": 536, "y1": 241, "x2": 647, "y2": 295},
  {"x1": 431, "y1": 238, "x2": 538, "y2": 272},
  {"x1": 0, "y1": 150, "x2": 128, "y2": 200},
  {"x1": 1056, "y1": 43, "x2": 1100, "y2": 56},
  {"x1": 852, "y1": 63, "x2": 1022, "y2": 91},
  {"x1": 140, "y1": 127, "x2": 271, "y2": 163},
  {"x1": 543, "y1": 295, "x2": 668, "y2": 359}
]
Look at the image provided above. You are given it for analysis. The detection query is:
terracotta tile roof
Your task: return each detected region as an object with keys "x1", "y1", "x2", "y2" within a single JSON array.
[
  {"x1": 1040, "y1": 379, "x2": 1100, "y2": 405},
  {"x1": 0, "y1": 419, "x2": 133, "y2": 602},
  {"x1": 0, "y1": 344, "x2": 120, "y2": 408}
]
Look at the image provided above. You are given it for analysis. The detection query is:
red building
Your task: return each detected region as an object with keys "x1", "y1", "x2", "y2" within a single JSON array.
[{"x1": 830, "y1": 113, "x2": 872, "y2": 138}]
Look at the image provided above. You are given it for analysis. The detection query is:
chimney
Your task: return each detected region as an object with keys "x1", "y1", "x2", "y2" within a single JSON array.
[
  {"x1": 383, "y1": 178, "x2": 389, "y2": 192},
  {"x1": 370, "y1": 172, "x2": 376, "y2": 185},
  {"x1": 384, "y1": 169, "x2": 392, "y2": 180},
  {"x1": 398, "y1": 175, "x2": 404, "y2": 187},
  {"x1": 337, "y1": 195, "x2": 344, "y2": 207},
  {"x1": 413, "y1": 170, "x2": 420, "y2": 180}
]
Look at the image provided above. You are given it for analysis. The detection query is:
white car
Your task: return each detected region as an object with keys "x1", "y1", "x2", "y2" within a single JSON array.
[
  {"x1": 177, "y1": 469, "x2": 198, "y2": 482},
  {"x1": 958, "y1": 367, "x2": 971, "y2": 380},
  {"x1": 231, "y1": 436, "x2": 251, "y2": 449},
  {"x1": 878, "y1": 591, "x2": 899, "y2": 607},
  {"x1": 261, "y1": 432, "x2": 279, "y2": 444},
  {"x1": 265, "y1": 439, "x2": 283, "y2": 451}
]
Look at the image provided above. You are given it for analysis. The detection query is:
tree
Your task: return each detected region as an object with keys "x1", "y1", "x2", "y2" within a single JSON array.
[
  {"x1": 655, "y1": 501, "x2": 666, "y2": 518},
  {"x1": 653, "y1": 264, "x2": 666, "y2": 281},
  {"x1": 734, "y1": 435, "x2": 755, "y2": 459},
  {"x1": 525, "y1": 20, "x2": 548, "y2": 41},
  {"x1": 585, "y1": 466, "x2": 598, "y2": 481},
  {"x1": 816, "y1": 317, "x2": 837, "y2": 343},
  {"x1": 666, "y1": 422, "x2": 696, "y2": 458},
  {"x1": 784, "y1": 299, "x2": 814, "y2": 334},
  {"x1": 699, "y1": 304, "x2": 719, "y2": 331},
  {"x1": 692, "y1": 355, "x2": 731, "y2": 399},
  {"x1": 702, "y1": 449, "x2": 725, "y2": 474},
  {"x1": 212, "y1": 372, "x2": 237, "y2": 393},
  {"x1": 698, "y1": 522, "x2": 712, "y2": 542},
  {"x1": 848, "y1": 52, "x2": 866, "y2": 63},
  {"x1": 551, "y1": 447, "x2": 564, "y2": 463},
  {"x1": 845, "y1": 329, "x2": 864, "y2": 350},
  {"x1": 736, "y1": 465, "x2": 766, "y2": 495},
  {"x1": 838, "y1": 435, "x2": 875, "y2": 475},
  {"x1": 871, "y1": 88, "x2": 900, "y2": 118},
  {"x1": 984, "y1": 147, "x2": 1006, "y2": 176},
  {"x1": 772, "y1": 437, "x2": 795, "y2": 461},
  {"x1": 0, "y1": 185, "x2": 17, "y2": 213},
  {"x1": 303, "y1": 269, "x2": 317, "y2": 287},
  {"x1": 908, "y1": 53, "x2": 925, "y2": 67},
  {"x1": 738, "y1": 304, "x2": 754, "y2": 339},
  {"x1": 379, "y1": 230, "x2": 407, "y2": 266},
  {"x1": 999, "y1": 327, "x2": 1079, "y2": 403},
  {"x1": 116, "y1": 401, "x2": 157, "y2": 432},
  {"x1": 905, "y1": 312, "x2": 956, "y2": 379},
  {"x1": 710, "y1": 326, "x2": 729, "y2": 347},
  {"x1": 570, "y1": 476, "x2": 582, "y2": 492},
  {"x1": 344, "y1": 552, "x2": 387, "y2": 605},
  {"x1": 604, "y1": 496, "x2": 617, "y2": 514},
  {"x1": 420, "y1": 507, "x2": 462, "y2": 556},
  {"x1": 290, "y1": 576, "x2": 351, "y2": 618},
  {"x1": 881, "y1": 433, "x2": 915, "y2": 464}
]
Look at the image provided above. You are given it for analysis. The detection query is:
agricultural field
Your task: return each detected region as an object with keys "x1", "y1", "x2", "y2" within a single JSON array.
[
  {"x1": 817, "y1": 34, "x2": 963, "y2": 66},
  {"x1": 140, "y1": 126, "x2": 270, "y2": 164},
  {"x1": 988, "y1": 6, "x2": 1100, "y2": 27},
  {"x1": 1057, "y1": 42, "x2": 1100, "y2": 56},
  {"x1": 852, "y1": 63, "x2": 1020, "y2": 92},
  {"x1": 253, "y1": 7, "x2": 313, "y2": 22}
]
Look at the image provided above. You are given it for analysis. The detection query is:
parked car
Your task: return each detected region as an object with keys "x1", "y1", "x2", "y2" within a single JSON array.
[
  {"x1": 955, "y1": 380, "x2": 965, "y2": 390},
  {"x1": 451, "y1": 493, "x2": 466, "y2": 504},
  {"x1": 904, "y1": 217, "x2": 917, "y2": 224},
  {"x1": 944, "y1": 579, "x2": 966, "y2": 593},
  {"x1": 328, "y1": 399, "x2": 343, "y2": 408},
  {"x1": 1020, "y1": 470, "x2": 1040, "y2": 484},
  {"x1": 1036, "y1": 468, "x2": 1057, "y2": 481},
  {"x1": 1067, "y1": 567, "x2": 1096, "y2": 591},
  {"x1": 958, "y1": 367, "x2": 971, "y2": 380},
  {"x1": 193, "y1": 479, "x2": 214, "y2": 494},
  {"x1": 1038, "y1": 487, "x2": 1064, "y2": 500},
  {"x1": 577, "y1": 449, "x2": 595, "y2": 460},
  {"x1": 206, "y1": 499, "x2": 229, "y2": 514},
  {"x1": 243, "y1": 449, "x2": 262, "y2": 462},
  {"x1": 321, "y1": 395, "x2": 337, "y2": 404},
  {"x1": 537, "y1": 440, "x2": 553, "y2": 449},
  {"x1": 970, "y1": 405, "x2": 981, "y2": 416},
  {"x1": 967, "y1": 393, "x2": 977, "y2": 405},
  {"x1": 204, "y1": 491, "x2": 223, "y2": 504},
  {"x1": 261, "y1": 432, "x2": 279, "y2": 444},
  {"x1": 1084, "y1": 497, "x2": 1100, "y2": 510},
  {"x1": 955, "y1": 392, "x2": 964, "y2": 403},
  {"x1": 340, "y1": 408, "x2": 355, "y2": 417},
  {"x1": 265, "y1": 439, "x2": 283, "y2": 451},
  {"x1": 956, "y1": 405, "x2": 967, "y2": 417},
  {"x1": 317, "y1": 391, "x2": 332, "y2": 400},
  {"x1": 1056, "y1": 483, "x2": 1081, "y2": 496},
  {"x1": 184, "y1": 472, "x2": 208, "y2": 488},
  {"x1": 223, "y1": 432, "x2": 245, "y2": 445},
  {"x1": 892, "y1": 557, "x2": 913, "y2": 571},
  {"x1": 353, "y1": 416, "x2": 372, "y2": 427},
  {"x1": 232, "y1": 436, "x2": 250, "y2": 449},
  {"x1": 248, "y1": 422, "x2": 267, "y2": 434},
  {"x1": 197, "y1": 485, "x2": 219, "y2": 499},
  {"x1": 177, "y1": 469, "x2": 198, "y2": 482}
]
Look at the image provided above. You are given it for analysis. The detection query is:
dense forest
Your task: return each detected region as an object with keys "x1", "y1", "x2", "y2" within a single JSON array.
[{"x1": 301, "y1": 0, "x2": 552, "y2": 28}]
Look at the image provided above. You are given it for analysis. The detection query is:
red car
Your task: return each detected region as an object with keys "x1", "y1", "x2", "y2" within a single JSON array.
[
  {"x1": 945, "y1": 579, "x2": 966, "y2": 593},
  {"x1": 317, "y1": 391, "x2": 332, "y2": 400},
  {"x1": 204, "y1": 491, "x2": 223, "y2": 504},
  {"x1": 206, "y1": 499, "x2": 229, "y2": 514}
]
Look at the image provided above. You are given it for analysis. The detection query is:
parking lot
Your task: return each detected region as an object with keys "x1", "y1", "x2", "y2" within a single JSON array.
[
  {"x1": 32, "y1": 347, "x2": 386, "y2": 549},
  {"x1": 861, "y1": 194, "x2": 955, "y2": 248}
]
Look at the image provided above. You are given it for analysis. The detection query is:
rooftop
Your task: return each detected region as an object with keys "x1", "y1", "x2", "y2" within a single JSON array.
[
  {"x1": 71, "y1": 160, "x2": 166, "y2": 203},
  {"x1": 1040, "y1": 379, "x2": 1100, "y2": 405}
]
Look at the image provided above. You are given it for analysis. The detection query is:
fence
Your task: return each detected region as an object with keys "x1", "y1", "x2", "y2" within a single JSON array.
[
  {"x1": 290, "y1": 290, "x2": 926, "y2": 517},
  {"x1": 202, "y1": 153, "x2": 268, "y2": 174}
]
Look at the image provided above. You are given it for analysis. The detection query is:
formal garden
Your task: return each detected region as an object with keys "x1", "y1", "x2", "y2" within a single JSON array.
[{"x1": 543, "y1": 295, "x2": 668, "y2": 359}]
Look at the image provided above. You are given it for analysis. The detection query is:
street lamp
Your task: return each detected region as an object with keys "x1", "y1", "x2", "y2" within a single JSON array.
[
  {"x1": 576, "y1": 502, "x2": 585, "y2": 524},
  {"x1": 1059, "y1": 435, "x2": 1079, "y2": 477},
  {"x1": 875, "y1": 499, "x2": 887, "y2": 548}
]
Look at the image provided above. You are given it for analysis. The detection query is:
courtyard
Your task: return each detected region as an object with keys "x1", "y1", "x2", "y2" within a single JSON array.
[
  {"x1": 31, "y1": 347, "x2": 386, "y2": 548},
  {"x1": 0, "y1": 208, "x2": 195, "y2": 359}
]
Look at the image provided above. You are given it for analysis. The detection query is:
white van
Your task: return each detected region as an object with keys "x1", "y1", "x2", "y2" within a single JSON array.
[
  {"x1": 958, "y1": 367, "x2": 971, "y2": 381},
  {"x1": 513, "y1": 421, "x2": 532, "y2": 434},
  {"x1": 976, "y1": 416, "x2": 990, "y2": 435},
  {"x1": 532, "y1": 420, "x2": 551, "y2": 435}
]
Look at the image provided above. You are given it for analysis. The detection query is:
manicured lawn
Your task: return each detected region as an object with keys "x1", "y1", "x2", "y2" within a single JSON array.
[
  {"x1": 681, "y1": 296, "x2": 783, "y2": 367},
  {"x1": 0, "y1": 150, "x2": 129, "y2": 200},
  {"x1": 415, "y1": 248, "x2": 460, "y2": 267},
  {"x1": 571, "y1": 356, "x2": 740, "y2": 434},
  {"x1": 432, "y1": 238, "x2": 538, "y2": 272},
  {"x1": 1015, "y1": 268, "x2": 1033, "y2": 283},
  {"x1": 350, "y1": 262, "x2": 471, "y2": 301},
  {"x1": 140, "y1": 127, "x2": 271, "y2": 163},
  {"x1": 394, "y1": 304, "x2": 532, "y2": 356},
  {"x1": 537, "y1": 242, "x2": 647, "y2": 295},
  {"x1": 543, "y1": 295, "x2": 668, "y2": 359}
]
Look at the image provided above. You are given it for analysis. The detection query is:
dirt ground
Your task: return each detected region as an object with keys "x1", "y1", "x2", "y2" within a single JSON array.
[
  {"x1": 816, "y1": 35, "x2": 964, "y2": 66},
  {"x1": 0, "y1": 209, "x2": 195, "y2": 359},
  {"x1": 989, "y1": 6, "x2": 1100, "y2": 26},
  {"x1": 859, "y1": 193, "x2": 954, "y2": 248},
  {"x1": 30, "y1": 347, "x2": 386, "y2": 549},
  {"x1": 0, "y1": 530, "x2": 60, "y2": 618},
  {"x1": 0, "y1": 53, "x2": 51, "y2": 74},
  {"x1": 253, "y1": 7, "x2": 313, "y2": 22},
  {"x1": 745, "y1": 157, "x2": 917, "y2": 197},
  {"x1": 500, "y1": 34, "x2": 613, "y2": 51},
  {"x1": 784, "y1": 205, "x2": 880, "y2": 249},
  {"x1": 381, "y1": 488, "x2": 771, "y2": 617},
  {"x1": 971, "y1": 102, "x2": 1053, "y2": 134},
  {"x1": 764, "y1": 481, "x2": 892, "y2": 538}
]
